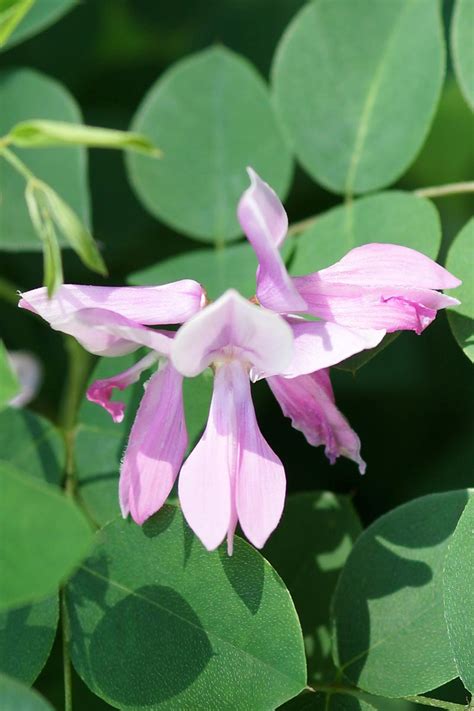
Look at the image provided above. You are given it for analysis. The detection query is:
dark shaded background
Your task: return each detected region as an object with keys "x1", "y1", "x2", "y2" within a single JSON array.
[{"x1": 0, "y1": 1, "x2": 472, "y2": 707}]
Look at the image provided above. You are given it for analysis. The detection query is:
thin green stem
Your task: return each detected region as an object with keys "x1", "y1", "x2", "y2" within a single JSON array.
[
  {"x1": 61, "y1": 589, "x2": 73, "y2": 711},
  {"x1": 309, "y1": 684, "x2": 467, "y2": 711},
  {"x1": 0, "y1": 145, "x2": 36, "y2": 181}
]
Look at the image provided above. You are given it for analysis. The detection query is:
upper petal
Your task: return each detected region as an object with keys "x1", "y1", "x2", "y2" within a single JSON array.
[
  {"x1": 19, "y1": 281, "x2": 205, "y2": 326},
  {"x1": 237, "y1": 168, "x2": 307, "y2": 313},
  {"x1": 171, "y1": 289, "x2": 294, "y2": 377}
]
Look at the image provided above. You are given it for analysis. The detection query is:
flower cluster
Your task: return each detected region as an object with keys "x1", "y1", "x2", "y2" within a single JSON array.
[{"x1": 19, "y1": 169, "x2": 460, "y2": 553}]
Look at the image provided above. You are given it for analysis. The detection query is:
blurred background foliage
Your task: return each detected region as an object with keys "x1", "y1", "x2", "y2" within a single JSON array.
[{"x1": 0, "y1": 1, "x2": 472, "y2": 706}]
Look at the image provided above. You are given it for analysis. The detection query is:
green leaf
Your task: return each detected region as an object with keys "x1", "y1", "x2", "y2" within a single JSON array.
[
  {"x1": 264, "y1": 492, "x2": 362, "y2": 683},
  {"x1": 0, "y1": 407, "x2": 65, "y2": 486},
  {"x1": 0, "y1": 0, "x2": 75, "y2": 51},
  {"x1": 282, "y1": 690, "x2": 416, "y2": 711},
  {"x1": 272, "y1": 0, "x2": 444, "y2": 195},
  {"x1": 130, "y1": 241, "x2": 258, "y2": 300},
  {"x1": 127, "y1": 46, "x2": 293, "y2": 243},
  {"x1": 451, "y1": 0, "x2": 474, "y2": 111},
  {"x1": 446, "y1": 219, "x2": 474, "y2": 362},
  {"x1": 0, "y1": 67, "x2": 90, "y2": 252},
  {"x1": 76, "y1": 353, "x2": 211, "y2": 526},
  {"x1": 0, "y1": 342, "x2": 19, "y2": 410},
  {"x1": 0, "y1": 0, "x2": 34, "y2": 47},
  {"x1": 0, "y1": 462, "x2": 93, "y2": 610},
  {"x1": 9, "y1": 120, "x2": 162, "y2": 156},
  {"x1": 67, "y1": 506, "x2": 306, "y2": 710},
  {"x1": 443, "y1": 497, "x2": 474, "y2": 693},
  {"x1": 332, "y1": 490, "x2": 472, "y2": 697},
  {"x1": 0, "y1": 596, "x2": 58, "y2": 684},
  {"x1": 0, "y1": 673, "x2": 54, "y2": 710},
  {"x1": 24, "y1": 181, "x2": 63, "y2": 295}
]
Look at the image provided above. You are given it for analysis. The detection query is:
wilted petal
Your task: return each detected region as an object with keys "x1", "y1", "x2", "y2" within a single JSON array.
[
  {"x1": 267, "y1": 370, "x2": 366, "y2": 473},
  {"x1": 120, "y1": 362, "x2": 187, "y2": 524},
  {"x1": 171, "y1": 289, "x2": 293, "y2": 377},
  {"x1": 87, "y1": 351, "x2": 160, "y2": 423},
  {"x1": 19, "y1": 280, "x2": 205, "y2": 326},
  {"x1": 238, "y1": 168, "x2": 306, "y2": 313}
]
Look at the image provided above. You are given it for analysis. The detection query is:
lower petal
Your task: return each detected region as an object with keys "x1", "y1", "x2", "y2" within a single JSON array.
[
  {"x1": 267, "y1": 370, "x2": 366, "y2": 474},
  {"x1": 120, "y1": 362, "x2": 187, "y2": 525}
]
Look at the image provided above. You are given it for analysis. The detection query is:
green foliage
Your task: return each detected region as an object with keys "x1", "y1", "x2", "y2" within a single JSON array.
[
  {"x1": 446, "y1": 219, "x2": 474, "y2": 362},
  {"x1": 67, "y1": 507, "x2": 306, "y2": 710},
  {"x1": 443, "y1": 497, "x2": 474, "y2": 693},
  {"x1": 0, "y1": 0, "x2": 34, "y2": 47},
  {"x1": 272, "y1": 0, "x2": 444, "y2": 195},
  {"x1": 127, "y1": 46, "x2": 293, "y2": 243},
  {"x1": 0, "y1": 673, "x2": 54, "y2": 710},
  {"x1": 451, "y1": 0, "x2": 474, "y2": 111},
  {"x1": 0, "y1": 342, "x2": 19, "y2": 409},
  {"x1": 0, "y1": 0, "x2": 75, "y2": 50},
  {"x1": 332, "y1": 490, "x2": 472, "y2": 697}
]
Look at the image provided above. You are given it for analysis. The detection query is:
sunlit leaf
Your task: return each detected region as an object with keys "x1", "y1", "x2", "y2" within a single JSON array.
[
  {"x1": 446, "y1": 219, "x2": 474, "y2": 362},
  {"x1": 0, "y1": 673, "x2": 54, "y2": 710},
  {"x1": 451, "y1": 0, "x2": 474, "y2": 110}
]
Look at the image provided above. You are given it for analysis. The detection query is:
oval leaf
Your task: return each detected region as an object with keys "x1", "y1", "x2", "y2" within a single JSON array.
[
  {"x1": 272, "y1": 0, "x2": 444, "y2": 194},
  {"x1": 0, "y1": 343, "x2": 19, "y2": 410},
  {"x1": 451, "y1": 0, "x2": 474, "y2": 111},
  {"x1": 127, "y1": 46, "x2": 293, "y2": 243},
  {"x1": 67, "y1": 507, "x2": 306, "y2": 710},
  {"x1": 0, "y1": 673, "x2": 54, "y2": 710},
  {"x1": 332, "y1": 490, "x2": 472, "y2": 696},
  {"x1": 0, "y1": 67, "x2": 90, "y2": 251},
  {"x1": 1, "y1": 0, "x2": 75, "y2": 51},
  {"x1": 443, "y1": 497, "x2": 474, "y2": 693},
  {"x1": 446, "y1": 218, "x2": 474, "y2": 362}
]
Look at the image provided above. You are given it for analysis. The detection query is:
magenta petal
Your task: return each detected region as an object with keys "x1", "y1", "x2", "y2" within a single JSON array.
[
  {"x1": 267, "y1": 370, "x2": 366, "y2": 473},
  {"x1": 87, "y1": 351, "x2": 159, "y2": 422},
  {"x1": 19, "y1": 280, "x2": 205, "y2": 326},
  {"x1": 237, "y1": 168, "x2": 307, "y2": 313},
  {"x1": 120, "y1": 363, "x2": 187, "y2": 525}
]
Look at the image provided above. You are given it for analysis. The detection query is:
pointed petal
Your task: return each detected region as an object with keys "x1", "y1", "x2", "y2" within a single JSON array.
[
  {"x1": 237, "y1": 168, "x2": 306, "y2": 313},
  {"x1": 178, "y1": 364, "x2": 236, "y2": 551},
  {"x1": 87, "y1": 351, "x2": 160, "y2": 422},
  {"x1": 171, "y1": 289, "x2": 293, "y2": 377},
  {"x1": 19, "y1": 280, "x2": 205, "y2": 325},
  {"x1": 268, "y1": 370, "x2": 365, "y2": 473},
  {"x1": 120, "y1": 363, "x2": 187, "y2": 525}
]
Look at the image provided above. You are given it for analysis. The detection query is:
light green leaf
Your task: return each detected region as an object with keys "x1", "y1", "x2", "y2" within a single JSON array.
[
  {"x1": 0, "y1": 0, "x2": 34, "y2": 47},
  {"x1": 67, "y1": 507, "x2": 306, "y2": 710},
  {"x1": 451, "y1": 0, "x2": 474, "y2": 111},
  {"x1": 9, "y1": 120, "x2": 162, "y2": 156},
  {"x1": 264, "y1": 492, "x2": 362, "y2": 683},
  {"x1": 332, "y1": 490, "x2": 472, "y2": 697},
  {"x1": 0, "y1": 67, "x2": 90, "y2": 252},
  {"x1": 0, "y1": 596, "x2": 58, "y2": 684},
  {"x1": 0, "y1": 673, "x2": 54, "y2": 710},
  {"x1": 24, "y1": 181, "x2": 63, "y2": 295},
  {"x1": 0, "y1": 462, "x2": 93, "y2": 610},
  {"x1": 446, "y1": 219, "x2": 474, "y2": 362},
  {"x1": 0, "y1": 0, "x2": 75, "y2": 51},
  {"x1": 129, "y1": 241, "x2": 258, "y2": 300},
  {"x1": 272, "y1": 0, "x2": 444, "y2": 194},
  {"x1": 76, "y1": 353, "x2": 211, "y2": 526},
  {"x1": 443, "y1": 497, "x2": 474, "y2": 693},
  {"x1": 127, "y1": 46, "x2": 293, "y2": 243},
  {"x1": 0, "y1": 342, "x2": 19, "y2": 410}
]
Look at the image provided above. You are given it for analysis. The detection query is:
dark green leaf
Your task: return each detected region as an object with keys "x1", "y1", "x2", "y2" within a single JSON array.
[
  {"x1": 127, "y1": 46, "x2": 293, "y2": 243},
  {"x1": 332, "y1": 490, "x2": 472, "y2": 696},
  {"x1": 67, "y1": 507, "x2": 306, "y2": 710},
  {"x1": 0, "y1": 673, "x2": 54, "y2": 710},
  {"x1": 446, "y1": 219, "x2": 474, "y2": 362},
  {"x1": 451, "y1": 0, "x2": 474, "y2": 111},
  {"x1": 0, "y1": 0, "x2": 75, "y2": 51},
  {"x1": 0, "y1": 342, "x2": 19, "y2": 409},
  {"x1": 443, "y1": 497, "x2": 474, "y2": 693},
  {"x1": 272, "y1": 0, "x2": 444, "y2": 194}
]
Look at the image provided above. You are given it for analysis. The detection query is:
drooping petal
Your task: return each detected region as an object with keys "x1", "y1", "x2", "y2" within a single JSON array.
[
  {"x1": 120, "y1": 362, "x2": 187, "y2": 524},
  {"x1": 171, "y1": 289, "x2": 293, "y2": 377},
  {"x1": 19, "y1": 280, "x2": 205, "y2": 326},
  {"x1": 87, "y1": 351, "x2": 160, "y2": 423},
  {"x1": 267, "y1": 370, "x2": 366, "y2": 474},
  {"x1": 47, "y1": 307, "x2": 174, "y2": 356},
  {"x1": 253, "y1": 318, "x2": 385, "y2": 380},
  {"x1": 237, "y1": 167, "x2": 307, "y2": 313}
]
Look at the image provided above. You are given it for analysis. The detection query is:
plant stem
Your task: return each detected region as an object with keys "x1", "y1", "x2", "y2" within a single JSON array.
[
  {"x1": 61, "y1": 589, "x2": 73, "y2": 711},
  {"x1": 309, "y1": 684, "x2": 467, "y2": 711},
  {"x1": 0, "y1": 145, "x2": 36, "y2": 181}
]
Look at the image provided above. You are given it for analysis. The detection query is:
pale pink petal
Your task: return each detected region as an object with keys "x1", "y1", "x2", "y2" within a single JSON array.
[
  {"x1": 120, "y1": 363, "x2": 187, "y2": 525},
  {"x1": 178, "y1": 363, "x2": 236, "y2": 551},
  {"x1": 254, "y1": 318, "x2": 385, "y2": 379},
  {"x1": 237, "y1": 167, "x2": 307, "y2": 313},
  {"x1": 50, "y1": 308, "x2": 174, "y2": 356},
  {"x1": 19, "y1": 280, "x2": 205, "y2": 325},
  {"x1": 7, "y1": 351, "x2": 43, "y2": 408},
  {"x1": 87, "y1": 351, "x2": 160, "y2": 423},
  {"x1": 314, "y1": 243, "x2": 461, "y2": 290},
  {"x1": 171, "y1": 289, "x2": 293, "y2": 377},
  {"x1": 267, "y1": 370, "x2": 366, "y2": 473}
]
